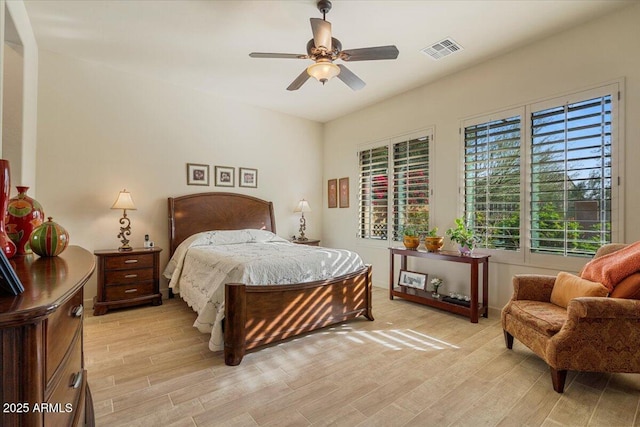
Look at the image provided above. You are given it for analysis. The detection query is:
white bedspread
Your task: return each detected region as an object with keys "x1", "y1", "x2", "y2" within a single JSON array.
[{"x1": 163, "y1": 229, "x2": 365, "y2": 351}]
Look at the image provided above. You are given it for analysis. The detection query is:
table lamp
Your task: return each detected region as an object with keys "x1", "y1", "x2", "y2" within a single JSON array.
[
  {"x1": 294, "y1": 199, "x2": 311, "y2": 241},
  {"x1": 111, "y1": 189, "x2": 137, "y2": 251}
]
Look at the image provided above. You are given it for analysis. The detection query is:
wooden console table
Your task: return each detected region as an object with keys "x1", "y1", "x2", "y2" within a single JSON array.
[{"x1": 389, "y1": 247, "x2": 490, "y2": 323}]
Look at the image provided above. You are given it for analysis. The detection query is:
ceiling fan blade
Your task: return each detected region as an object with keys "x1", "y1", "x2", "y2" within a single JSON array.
[
  {"x1": 337, "y1": 64, "x2": 365, "y2": 91},
  {"x1": 340, "y1": 45, "x2": 399, "y2": 61},
  {"x1": 287, "y1": 69, "x2": 311, "y2": 91},
  {"x1": 249, "y1": 52, "x2": 308, "y2": 59},
  {"x1": 310, "y1": 18, "x2": 332, "y2": 51}
]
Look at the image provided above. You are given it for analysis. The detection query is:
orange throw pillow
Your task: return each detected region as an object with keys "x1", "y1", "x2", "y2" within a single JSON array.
[
  {"x1": 610, "y1": 273, "x2": 640, "y2": 299},
  {"x1": 550, "y1": 272, "x2": 609, "y2": 308},
  {"x1": 581, "y1": 241, "x2": 640, "y2": 292}
]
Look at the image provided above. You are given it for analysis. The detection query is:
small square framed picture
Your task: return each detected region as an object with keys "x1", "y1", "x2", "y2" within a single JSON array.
[
  {"x1": 239, "y1": 167, "x2": 258, "y2": 188},
  {"x1": 398, "y1": 270, "x2": 427, "y2": 290},
  {"x1": 214, "y1": 166, "x2": 235, "y2": 187},
  {"x1": 186, "y1": 163, "x2": 209, "y2": 186}
]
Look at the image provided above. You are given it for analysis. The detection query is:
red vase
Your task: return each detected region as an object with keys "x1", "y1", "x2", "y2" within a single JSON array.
[
  {"x1": 6, "y1": 186, "x2": 45, "y2": 255},
  {"x1": 0, "y1": 160, "x2": 17, "y2": 259}
]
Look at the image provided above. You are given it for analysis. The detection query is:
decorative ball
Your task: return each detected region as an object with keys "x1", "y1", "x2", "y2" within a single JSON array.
[{"x1": 29, "y1": 217, "x2": 69, "y2": 257}]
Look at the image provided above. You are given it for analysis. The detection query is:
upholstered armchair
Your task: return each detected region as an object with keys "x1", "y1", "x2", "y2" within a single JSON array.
[{"x1": 501, "y1": 244, "x2": 640, "y2": 393}]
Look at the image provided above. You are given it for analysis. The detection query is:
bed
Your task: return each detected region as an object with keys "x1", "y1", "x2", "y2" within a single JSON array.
[{"x1": 166, "y1": 192, "x2": 373, "y2": 365}]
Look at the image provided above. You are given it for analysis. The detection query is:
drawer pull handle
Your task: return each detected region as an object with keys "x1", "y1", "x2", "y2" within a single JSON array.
[
  {"x1": 124, "y1": 274, "x2": 138, "y2": 278},
  {"x1": 72, "y1": 305, "x2": 83, "y2": 317},
  {"x1": 124, "y1": 259, "x2": 138, "y2": 264},
  {"x1": 124, "y1": 289, "x2": 138, "y2": 293},
  {"x1": 70, "y1": 371, "x2": 83, "y2": 389}
]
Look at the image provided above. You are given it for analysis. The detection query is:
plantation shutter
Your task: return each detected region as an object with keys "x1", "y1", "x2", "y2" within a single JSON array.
[
  {"x1": 358, "y1": 145, "x2": 389, "y2": 239},
  {"x1": 392, "y1": 136, "x2": 430, "y2": 240},
  {"x1": 530, "y1": 95, "x2": 612, "y2": 256},
  {"x1": 464, "y1": 116, "x2": 521, "y2": 250}
]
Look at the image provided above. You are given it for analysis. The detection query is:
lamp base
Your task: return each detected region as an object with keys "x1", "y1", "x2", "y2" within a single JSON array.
[{"x1": 118, "y1": 246, "x2": 133, "y2": 252}]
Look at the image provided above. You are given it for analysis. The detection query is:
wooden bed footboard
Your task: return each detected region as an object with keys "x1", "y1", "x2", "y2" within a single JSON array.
[{"x1": 224, "y1": 264, "x2": 373, "y2": 366}]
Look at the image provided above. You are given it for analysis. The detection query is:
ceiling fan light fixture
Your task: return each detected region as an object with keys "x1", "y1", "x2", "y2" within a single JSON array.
[{"x1": 307, "y1": 61, "x2": 340, "y2": 84}]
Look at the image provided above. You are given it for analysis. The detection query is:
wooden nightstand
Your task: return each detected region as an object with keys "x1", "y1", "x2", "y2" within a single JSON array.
[
  {"x1": 292, "y1": 239, "x2": 320, "y2": 246},
  {"x1": 93, "y1": 247, "x2": 162, "y2": 315}
]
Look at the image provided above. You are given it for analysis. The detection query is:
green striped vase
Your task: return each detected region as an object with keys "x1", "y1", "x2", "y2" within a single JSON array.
[{"x1": 29, "y1": 217, "x2": 69, "y2": 257}]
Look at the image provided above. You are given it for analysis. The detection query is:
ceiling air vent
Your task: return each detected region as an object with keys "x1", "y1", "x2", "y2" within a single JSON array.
[{"x1": 421, "y1": 38, "x2": 463, "y2": 60}]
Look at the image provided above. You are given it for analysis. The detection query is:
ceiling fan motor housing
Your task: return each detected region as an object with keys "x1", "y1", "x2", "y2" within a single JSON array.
[
  {"x1": 306, "y1": 38, "x2": 342, "y2": 59},
  {"x1": 317, "y1": 0, "x2": 332, "y2": 15}
]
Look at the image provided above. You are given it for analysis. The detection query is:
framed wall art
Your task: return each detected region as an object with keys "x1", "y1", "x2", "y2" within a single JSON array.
[
  {"x1": 339, "y1": 177, "x2": 349, "y2": 208},
  {"x1": 186, "y1": 163, "x2": 209, "y2": 186},
  {"x1": 214, "y1": 166, "x2": 235, "y2": 187},
  {"x1": 239, "y1": 168, "x2": 258, "y2": 188},
  {"x1": 398, "y1": 270, "x2": 427, "y2": 291},
  {"x1": 328, "y1": 179, "x2": 338, "y2": 208}
]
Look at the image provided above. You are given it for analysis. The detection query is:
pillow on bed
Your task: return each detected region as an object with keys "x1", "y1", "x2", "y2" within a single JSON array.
[
  {"x1": 163, "y1": 229, "x2": 289, "y2": 280},
  {"x1": 193, "y1": 229, "x2": 289, "y2": 246}
]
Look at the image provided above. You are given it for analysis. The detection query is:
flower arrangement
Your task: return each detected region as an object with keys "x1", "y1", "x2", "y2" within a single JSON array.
[{"x1": 430, "y1": 277, "x2": 444, "y2": 298}]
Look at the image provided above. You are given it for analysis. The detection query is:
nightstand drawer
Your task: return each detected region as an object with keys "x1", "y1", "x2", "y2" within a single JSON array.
[
  {"x1": 106, "y1": 282, "x2": 155, "y2": 301},
  {"x1": 46, "y1": 288, "x2": 83, "y2": 383},
  {"x1": 104, "y1": 267, "x2": 154, "y2": 285},
  {"x1": 105, "y1": 253, "x2": 154, "y2": 270}
]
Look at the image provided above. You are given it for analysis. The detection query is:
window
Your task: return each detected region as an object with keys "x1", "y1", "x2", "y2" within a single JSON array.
[
  {"x1": 358, "y1": 145, "x2": 389, "y2": 240},
  {"x1": 358, "y1": 131, "x2": 432, "y2": 242},
  {"x1": 462, "y1": 84, "x2": 619, "y2": 259},
  {"x1": 530, "y1": 94, "x2": 612, "y2": 257},
  {"x1": 464, "y1": 115, "x2": 521, "y2": 251}
]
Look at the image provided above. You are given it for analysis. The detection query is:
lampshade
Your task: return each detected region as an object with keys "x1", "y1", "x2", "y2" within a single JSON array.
[
  {"x1": 111, "y1": 190, "x2": 137, "y2": 211},
  {"x1": 306, "y1": 61, "x2": 340, "y2": 84},
  {"x1": 294, "y1": 199, "x2": 312, "y2": 213}
]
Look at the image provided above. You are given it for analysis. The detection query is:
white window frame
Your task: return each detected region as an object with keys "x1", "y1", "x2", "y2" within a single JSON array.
[
  {"x1": 357, "y1": 128, "x2": 435, "y2": 247},
  {"x1": 460, "y1": 81, "x2": 623, "y2": 270}
]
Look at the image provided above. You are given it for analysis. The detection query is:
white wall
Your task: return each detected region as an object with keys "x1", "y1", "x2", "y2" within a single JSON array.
[
  {"x1": 36, "y1": 50, "x2": 323, "y2": 306},
  {"x1": 2, "y1": 0, "x2": 38, "y2": 189},
  {"x1": 323, "y1": 4, "x2": 640, "y2": 310}
]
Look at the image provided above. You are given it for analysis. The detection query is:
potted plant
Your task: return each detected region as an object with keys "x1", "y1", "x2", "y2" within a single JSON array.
[
  {"x1": 446, "y1": 217, "x2": 477, "y2": 256},
  {"x1": 402, "y1": 226, "x2": 420, "y2": 250},
  {"x1": 423, "y1": 227, "x2": 444, "y2": 252}
]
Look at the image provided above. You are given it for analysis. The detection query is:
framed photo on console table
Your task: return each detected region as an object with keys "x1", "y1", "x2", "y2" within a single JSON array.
[{"x1": 398, "y1": 270, "x2": 427, "y2": 290}]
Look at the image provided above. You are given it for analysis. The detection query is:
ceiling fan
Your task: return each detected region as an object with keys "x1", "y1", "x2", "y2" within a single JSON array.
[{"x1": 249, "y1": 0, "x2": 399, "y2": 91}]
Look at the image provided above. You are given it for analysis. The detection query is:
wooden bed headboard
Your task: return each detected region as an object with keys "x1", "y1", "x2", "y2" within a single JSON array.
[{"x1": 168, "y1": 192, "x2": 276, "y2": 256}]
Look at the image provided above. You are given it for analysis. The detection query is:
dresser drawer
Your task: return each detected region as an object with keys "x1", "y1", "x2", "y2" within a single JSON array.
[
  {"x1": 104, "y1": 267, "x2": 154, "y2": 285},
  {"x1": 46, "y1": 288, "x2": 83, "y2": 383},
  {"x1": 45, "y1": 334, "x2": 83, "y2": 427},
  {"x1": 106, "y1": 282, "x2": 155, "y2": 301},
  {"x1": 105, "y1": 253, "x2": 154, "y2": 270}
]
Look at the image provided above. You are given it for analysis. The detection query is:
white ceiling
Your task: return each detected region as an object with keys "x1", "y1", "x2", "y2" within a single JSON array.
[{"x1": 21, "y1": 0, "x2": 634, "y2": 123}]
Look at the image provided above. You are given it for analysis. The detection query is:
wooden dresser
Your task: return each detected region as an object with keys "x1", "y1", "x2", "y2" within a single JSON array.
[{"x1": 0, "y1": 246, "x2": 95, "y2": 426}]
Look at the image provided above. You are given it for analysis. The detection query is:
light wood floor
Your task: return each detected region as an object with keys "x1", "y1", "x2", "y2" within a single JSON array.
[{"x1": 84, "y1": 288, "x2": 640, "y2": 426}]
